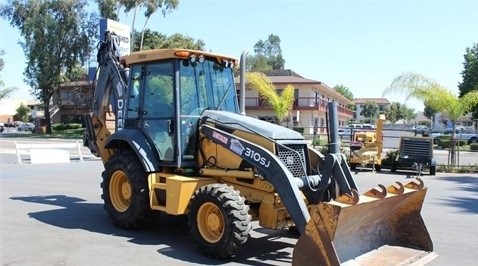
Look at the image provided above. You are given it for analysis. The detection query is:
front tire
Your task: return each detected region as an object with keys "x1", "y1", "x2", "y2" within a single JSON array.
[
  {"x1": 391, "y1": 162, "x2": 397, "y2": 173},
  {"x1": 429, "y1": 166, "x2": 436, "y2": 176},
  {"x1": 188, "y1": 184, "x2": 252, "y2": 259},
  {"x1": 101, "y1": 150, "x2": 157, "y2": 229}
]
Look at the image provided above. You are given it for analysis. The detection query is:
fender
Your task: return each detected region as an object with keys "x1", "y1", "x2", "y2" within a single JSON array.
[{"x1": 105, "y1": 129, "x2": 160, "y2": 172}]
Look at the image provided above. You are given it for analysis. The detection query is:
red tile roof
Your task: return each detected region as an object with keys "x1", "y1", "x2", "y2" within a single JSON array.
[{"x1": 260, "y1": 70, "x2": 353, "y2": 105}]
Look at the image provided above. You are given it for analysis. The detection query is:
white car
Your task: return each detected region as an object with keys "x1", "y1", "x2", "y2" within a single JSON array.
[
  {"x1": 17, "y1": 122, "x2": 35, "y2": 131},
  {"x1": 338, "y1": 128, "x2": 352, "y2": 136}
]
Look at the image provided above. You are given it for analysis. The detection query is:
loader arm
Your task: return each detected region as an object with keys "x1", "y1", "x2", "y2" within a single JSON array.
[{"x1": 200, "y1": 120, "x2": 363, "y2": 234}]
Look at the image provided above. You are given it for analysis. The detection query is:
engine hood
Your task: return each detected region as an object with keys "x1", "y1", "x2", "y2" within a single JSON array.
[{"x1": 201, "y1": 110, "x2": 304, "y2": 141}]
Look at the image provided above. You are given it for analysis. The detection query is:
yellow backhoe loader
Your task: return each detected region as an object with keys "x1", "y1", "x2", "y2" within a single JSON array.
[{"x1": 83, "y1": 31, "x2": 437, "y2": 265}]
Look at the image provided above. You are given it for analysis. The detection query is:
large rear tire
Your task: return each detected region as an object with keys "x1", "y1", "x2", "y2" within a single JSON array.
[
  {"x1": 101, "y1": 150, "x2": 157, "y2": 229},
  {"x1": 188, "y1": 184, "x2": 252, "y2": 259}
]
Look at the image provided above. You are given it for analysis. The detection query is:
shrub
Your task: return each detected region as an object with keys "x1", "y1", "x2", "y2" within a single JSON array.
[
  {"x1": 312, "y1": 137, "x2": 328, "y2": 146},
  {"x1": 381, "y1": 149, "x2": 398, "y2": 166},
  {"x1": 52, "y1": 123, "x2": 83, "y2": 131},
  {"x1": 293, "y1": 127, "x2": 304, "y2": 134},
  {"x1": 439, "y1": 139, "x2": 467, "y2": 148},
  {"x1": 470, "y1": 143, "x2": 478, "y2": 151}
]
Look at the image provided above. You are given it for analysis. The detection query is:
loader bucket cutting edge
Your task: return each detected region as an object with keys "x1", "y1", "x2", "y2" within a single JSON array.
[{"x1": 292, "y1": 182, "x2": 437, "y2": 266}]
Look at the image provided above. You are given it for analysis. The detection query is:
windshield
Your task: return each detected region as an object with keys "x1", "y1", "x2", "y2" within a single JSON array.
[{"x1": 179, "y1": 59, "x2": 238, "y2": 115}]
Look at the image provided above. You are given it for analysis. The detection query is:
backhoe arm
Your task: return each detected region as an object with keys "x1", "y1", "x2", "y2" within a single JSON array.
[{"x1": 84, "y1": 31, "x2": 129, "y2": 162}]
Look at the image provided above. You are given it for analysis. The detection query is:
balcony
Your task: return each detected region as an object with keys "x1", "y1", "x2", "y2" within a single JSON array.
[
  {"x1": 244, "y1": 97, "x2": 354, "y2": 118},
  {"x1": 59, "y1": 100, "x2": 90, "y2": 110}
]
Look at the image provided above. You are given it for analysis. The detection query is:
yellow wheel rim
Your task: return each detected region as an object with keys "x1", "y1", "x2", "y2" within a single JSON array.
[
  {"x1": 109, "y1": 170, "x2": 131, "y2": 212},
  {"x1": 197, "y1": 202, "x2": 224, "y2": 243}
]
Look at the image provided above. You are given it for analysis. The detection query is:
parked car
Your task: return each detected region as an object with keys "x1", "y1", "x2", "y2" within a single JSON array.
[
  {"x1": 0, "y1": 123, "x2": 4, "y2": 133},
  {"x1": 412, "y1": 125, "x2": 429, "y2": 136},
  {"x1": 338, "y1": 128, "x2": 352, "y2": 137},
  {"x1": 432, "y1": 128, "x2": 478, "y2": 145},
  {"x1": 347, "y1": 124, "x2": 375, "y2": 130},
  {"x1": 17, "y1": 122, "x2": 35, "y2": 131}
]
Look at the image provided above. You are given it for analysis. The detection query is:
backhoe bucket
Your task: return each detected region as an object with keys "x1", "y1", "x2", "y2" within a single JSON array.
[{"x1": 293, "y1": 179, "x2": 437, "y2": 266}]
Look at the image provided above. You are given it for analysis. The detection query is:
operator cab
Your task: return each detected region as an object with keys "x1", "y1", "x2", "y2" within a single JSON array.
[{"x1": 122, "y1": 50, "x2": 239, "y2": 169}]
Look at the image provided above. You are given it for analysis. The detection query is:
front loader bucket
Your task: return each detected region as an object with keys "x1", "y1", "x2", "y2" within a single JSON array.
[{"x1": 293, "y1": 179, "x2": 437, "y2": 266}]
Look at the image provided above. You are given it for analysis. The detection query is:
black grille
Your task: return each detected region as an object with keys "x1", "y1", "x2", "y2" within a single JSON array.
[
  {"x1": 277, "y1": 144, "x2": 307, "y2": 178},
  {"x1": 401, "y1": 138, "x2": 432, "y2": 159}
]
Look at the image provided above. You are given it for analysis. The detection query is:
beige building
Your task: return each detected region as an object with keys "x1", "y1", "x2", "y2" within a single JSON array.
[
  {"x1": 0, "y1": 99, "x2": 41, "y2": 124},
  {"x1": 241, "y1": 70, "x2": 354, "y2": 135},
  {"x1": 353, "y1": 97, "x2": 391, "y2": 123}
]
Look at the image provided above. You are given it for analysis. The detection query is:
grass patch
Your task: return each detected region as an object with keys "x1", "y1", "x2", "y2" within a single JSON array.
[
  {"x1": 437, "y1": 164, "x2": 478, "y2": 173},
  {"x1": 2, "y1": 128, "x2": 84, "y2": 139}
]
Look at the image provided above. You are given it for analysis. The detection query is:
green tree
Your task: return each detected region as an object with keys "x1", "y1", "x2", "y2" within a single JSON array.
[
  {"x1": 383, "y1": 72, "x2": 478, "y2": 165},
  {"x1": 64, "y1": 65, "x2": 88, "y2": 82},
  {"x1": 458, "y1": 43, "x2": 478, "y2": 119},
  {"x1": 246, "y1": 55, "x2": 272, "y2": 72},
  {"x1": 96, "y1": 0, "x2": 121, "y2": 21},
  {"x1": 0, "y1": 49, "x2": 3, "y2": 85},
  {"x1": 131, "y1": 30, "x2": 205, "y2": 51},
  {"x1": 132, "y1": 29, "x2": 166, "y2": 50},
  {"x1": 0, "y1": 48, "x2": 18, "y2": 101},
  {"x1": 1, "y1": 0, "x2": 98, "y2": 134},
  {"x1": 15, "y1": 102, "x2": 31, "y2": 122},
  {"x1": 360, "y1": 101, "x2": 379, "y2": 122},
  {"x1": 95, "y1": 0, "x2": 180, "y2": 52},
  {"x1": 333, "y1": 84, "x2": 354, "y2": 110},
  {"x1": 0, "y1": 87, "x2": 16, "y2": 101},
  {"x1": 246, "y1": 72, "x2": 294, "y2": 124},
  {"x1": 157, "y1": 33, "x2": 205, "y2": 50},
  {"x1": 385, "y1": 102, "x2": 405, "y2": 124},
  {"x1": 403, "y1": 106, "x2": 417, "y2": 121},
  {"x1": 139, "y1": 0, "x2": 179, "y2": 51},
  {"x1": 423, "y1": 103, "x2": 438, "y2": 120},
  {"x1": 333, "y1": 84, "x2": 354, "y2": 101},
  {"x1": 247, "y1": 34, "x2": 285, "y2": 71}
]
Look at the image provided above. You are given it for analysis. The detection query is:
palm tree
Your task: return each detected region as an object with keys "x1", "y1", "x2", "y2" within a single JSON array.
[
  {"x1": 121, "y1": 0, "x2": 142, "y2": 52},
  {"x1": 0, "y1": 87, "x2": 17, "y2": 101},
  {"x1": 139, "y1": 0, "x2": 179, "y2": 51},
  {"x1": 246, "y1": 72, "x2": 295, "y2": 125},
  {"x1": 383, "y1": 72, "x2": 478, "y2": 165},
  {"x1": 0, "y1": 49, "x2": 17, "y2": 101}
]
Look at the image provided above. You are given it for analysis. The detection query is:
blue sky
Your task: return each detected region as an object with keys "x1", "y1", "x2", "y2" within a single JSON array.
[{"x1": 1, "y1": 0, "x2": 477, "y2": 111}]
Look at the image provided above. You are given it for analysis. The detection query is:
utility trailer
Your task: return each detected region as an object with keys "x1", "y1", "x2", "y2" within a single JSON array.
[{"x1": 391, "y1": 136, "x2": 436, "y2": 175}]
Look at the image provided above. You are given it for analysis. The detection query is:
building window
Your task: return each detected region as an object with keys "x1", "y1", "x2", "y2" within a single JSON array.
[{"x1": 59, "y1": 91, "x2": 87, "y2": 107}]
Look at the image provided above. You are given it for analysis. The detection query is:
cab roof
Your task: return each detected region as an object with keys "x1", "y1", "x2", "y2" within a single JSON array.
[{"x1": 122, "y1": 49, "x2": 238, "y2": 66}]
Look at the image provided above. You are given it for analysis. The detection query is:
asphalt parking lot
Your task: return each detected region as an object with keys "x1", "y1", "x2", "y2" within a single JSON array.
[{"x1": 0, "y1": 138, "x2": 477, "y2": 266}]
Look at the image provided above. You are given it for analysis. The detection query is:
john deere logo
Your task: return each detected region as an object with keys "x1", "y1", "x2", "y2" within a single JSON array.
[{"x1": 286, "y1": 156, "x2": 294, "y2": 165}]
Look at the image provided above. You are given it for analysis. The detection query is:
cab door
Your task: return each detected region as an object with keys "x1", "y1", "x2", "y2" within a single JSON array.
[{"x1": 139, "y1": 61, "x2": 176, "y2": 163}]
